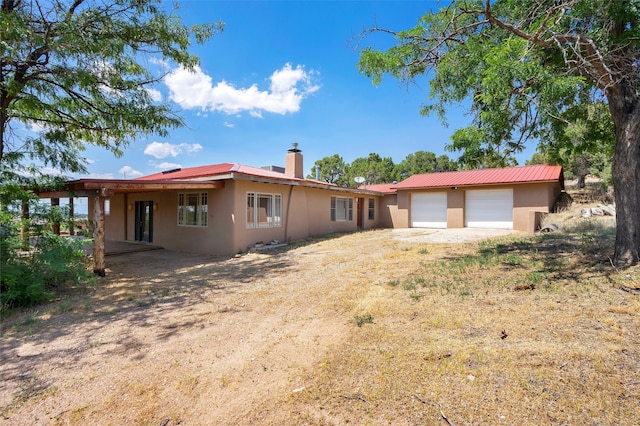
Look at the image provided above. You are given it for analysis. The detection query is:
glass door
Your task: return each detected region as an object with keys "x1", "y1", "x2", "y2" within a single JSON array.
[{"x1": 134, "y1": 201, "x2": 153, "y2": 243}]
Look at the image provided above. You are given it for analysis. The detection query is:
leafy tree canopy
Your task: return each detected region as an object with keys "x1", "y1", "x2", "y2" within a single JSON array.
[
  {"x1": 395, "y1": 150, "x2": 457, "y2": 181},
  {"x1": 348, "y1": 153, "x2": 396, "y2": 187},
  {"x1": 310, "y1": 150, "x2": 458, "y2": 188},
  {"x1": 307, "y1": 154, "x2": 349, "y2": 186},
  {"x1": 0, "y1": 0, "x2": 222, "y2": 186},
  {"x1": 529, "y1": 101, "x2": 615, "y2": 187}
]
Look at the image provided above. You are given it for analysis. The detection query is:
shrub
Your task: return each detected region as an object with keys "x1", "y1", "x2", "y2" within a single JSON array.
[
  {"x1": 354, "y1": 314, "x2": 374, "y2": 327},
  {"x1": 1, "y1": 207, "x2": 95, "y2": 312}
]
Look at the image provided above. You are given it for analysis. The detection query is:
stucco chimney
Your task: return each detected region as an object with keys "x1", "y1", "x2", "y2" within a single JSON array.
[{"x1": 285, "y1": 142, "x2": 303, "y2": 179}]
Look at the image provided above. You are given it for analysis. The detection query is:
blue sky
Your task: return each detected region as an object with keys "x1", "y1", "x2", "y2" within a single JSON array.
[{"x1": 78, "y1": 0, "x2": 535, "y2": 180}]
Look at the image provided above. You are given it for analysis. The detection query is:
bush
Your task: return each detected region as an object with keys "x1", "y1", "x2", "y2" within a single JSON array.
[{"x1": 1, "y1": 207, "x2": 95, "y2": 312}]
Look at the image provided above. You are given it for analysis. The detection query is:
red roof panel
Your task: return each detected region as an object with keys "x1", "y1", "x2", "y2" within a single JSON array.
[
  {"x1": 135, "y1": 163, "x2": 235, "y2": 181},
  {"x1": 359, "y1": 183, "x2": 397, "y2": 194},
  {"x1": 135, "y1": 163, "x2": 303, "y2": 182},
  {"x1": 393, "y1": 165, "x2": 563, "y2": 189}
]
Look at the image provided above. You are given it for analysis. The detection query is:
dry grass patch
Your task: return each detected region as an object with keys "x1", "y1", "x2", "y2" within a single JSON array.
[
  {"x1": 2, "y1": 223, "x2": 640, "y2": 425},
  {"x1": 270, "y1": 223, "x2": 640, "y2": 425}
]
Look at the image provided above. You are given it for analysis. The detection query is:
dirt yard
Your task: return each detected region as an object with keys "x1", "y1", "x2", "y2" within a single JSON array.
[{"x1": 1, "y1": 224, "x2": 639, "y2": 425}]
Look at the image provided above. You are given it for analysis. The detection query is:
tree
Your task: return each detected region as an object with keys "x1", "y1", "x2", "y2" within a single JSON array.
[
  {"x1": 0, "y1": 0, "x2": 221, "y2": 306},
  {"x1": 356, "y1": 1, "x2": 640, "y2": 267},
  {"x1": 0, "y1": 0, "x2": 222, "y2": 180},
  {"x1": 538, "y1": 101, "x2": 615, "y2": 188},
  {"x1": 307, "y1": 154, "x2": 349, "y2": 185},
  {"x1": 394, "y1": 150, "x2": 457, "y2": 181},
  {"x1": 347, "y1": 153, "x2": 395, "y2": 187}
]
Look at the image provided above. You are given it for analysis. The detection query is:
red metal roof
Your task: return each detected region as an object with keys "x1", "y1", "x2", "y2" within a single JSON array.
[
  {"x1": 359, "y1": 183, "x2": 397, "y2": 194},
  {"x1": 135, "y1": 163, "x2": 235, "y2": 180},
  {"x1": 393, "y1": 165, "x2": 563, "y2": 189},
  {"x1": 135, "y1": 163, "x2": 301, "y2": 182}
]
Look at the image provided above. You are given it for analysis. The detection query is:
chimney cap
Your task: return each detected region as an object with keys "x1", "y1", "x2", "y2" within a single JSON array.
[{"x1": 288, "y1": 142, "x2": 301, "y2": 153}]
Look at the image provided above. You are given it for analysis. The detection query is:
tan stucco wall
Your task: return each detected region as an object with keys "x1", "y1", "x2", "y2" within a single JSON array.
[
  {"x1": 447, "y1": 189, "x2": 465, "y2": 228},
  {"x1": 378, "y1": 194, "x2": 398, "y2": 228},
  {"x1": 102, "y1": 194, "x2": 127, "y2": 240},
  {"x1": 389, "y1": 182, "x2": 562, "y2": 231},
  {"x1": 229, "y1": 181, "x2": 363, "y2": 254},
  {"x1": 232, "y1": 180, "x2": 289, "y2": 253},
  {"x1": 100, "y1": 179, "x2": 377, "y2": 256},
  {"x1": 362, "y1": 196, "x2": 379, "y2": 229},
  {"x1": 285, "y1": 186, "x2": 310, "y2": 240},
  {"x1": 98, "y1": 187, "x2": 235, "y2": 255},
  {"x1": 512, "y1": 182, "x2": 560, "y2": 232},
  {"x1": 388, "y1": 192, "x2": 410, "y2": 228}
]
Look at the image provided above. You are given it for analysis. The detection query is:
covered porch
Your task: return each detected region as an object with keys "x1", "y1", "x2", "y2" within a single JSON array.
[{"x1": 34, "y1": 178, "x2": 224, "y2": 276}]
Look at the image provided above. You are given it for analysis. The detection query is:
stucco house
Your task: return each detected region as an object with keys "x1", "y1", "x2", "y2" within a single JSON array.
[
  {"x1": 39, "y1": 145, "x2": 382, "y2": 266},
  {"x1": 370, "y1": 164, "x2": 564, "y2": 233},
  {"x1": 35, "y1": 145, "x2": 564, "y2": 274}
]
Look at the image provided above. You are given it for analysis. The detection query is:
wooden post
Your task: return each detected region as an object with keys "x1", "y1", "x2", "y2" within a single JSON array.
[
  {"x1": 68, "y1": 197, "x2": 75, "y2": 236},
  {"x1": 93, "y1": 194, "x2": 106, "y2": 277},
  {"x1": 21, "y1": 201, "x2": 30, "y2": 249},
  {"x1": 51, "y1": 197, "x2": 60, "y2": 235}
]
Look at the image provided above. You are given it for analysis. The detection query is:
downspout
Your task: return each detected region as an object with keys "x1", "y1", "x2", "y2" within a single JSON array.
[{"x1": 284, "y1": 185, "x2": 294, "y2": 242}]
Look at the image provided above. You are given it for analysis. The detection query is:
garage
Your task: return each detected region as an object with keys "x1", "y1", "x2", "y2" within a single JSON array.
[
  {"x1": 411, "y1": 192, "x2": 447, "y2": 228},
  {"x1": 465, "y1": 189, "x2": 513, "y2": 229}
]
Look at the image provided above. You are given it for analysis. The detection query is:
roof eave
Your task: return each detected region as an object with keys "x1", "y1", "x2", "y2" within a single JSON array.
[
  {"x1": 230, "y1": 172, "x2": 383, "y2": 195},
  {"x1": 33, "y1": 178, "x2": 226, "y2": 197},
  {"x1": 394, "y1": 179, "x2": 563, "y2": 191}
]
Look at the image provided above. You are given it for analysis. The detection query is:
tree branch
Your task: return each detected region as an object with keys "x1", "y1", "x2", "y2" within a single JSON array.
[{"x1": 478, "y1": 0, "x2": 618, "y2": 90}]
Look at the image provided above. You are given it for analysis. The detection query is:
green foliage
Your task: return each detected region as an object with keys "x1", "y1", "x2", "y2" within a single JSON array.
[
  {"x1": 0, "y1": 0, "x2": 220, "y2": 310},
  {"x1": 355, "y1": 1, "x2": 618, "y2": 169},
  {"x1": 347, "y1": 153, "x2": 396, "y2": 187},
  {"x1": 354, "y1": 314, "x2": 374, "y2": 327},
  {"x1": 0, "y1": 0, "x2": 222, "y2": 179},
  {"x1": 0, "y1": 203, "x2": 95, "y2": 311},
  {"x1": 310, "y1": 150, "x2": 458, "y2": 188},
  {"x1": 307, "y1": 154, "x2": 349, "y2": 185},
  {"x1": 394, "y1": 151, "x2": 456, "y2": 181},
  {"x1": 532, "y1": 101, "x2": 614, "y2": 187}
]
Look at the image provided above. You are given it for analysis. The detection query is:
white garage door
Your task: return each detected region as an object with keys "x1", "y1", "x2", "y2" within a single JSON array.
[
  {"x1": 411, "y1": 192, "x2": 448, "y2": 228},
  {"x1": 465, "y1": 189, "x2": 513, "y2": 229}
]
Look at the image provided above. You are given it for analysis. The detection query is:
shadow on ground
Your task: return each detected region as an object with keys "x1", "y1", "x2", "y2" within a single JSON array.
[{"x1": 0, "y1": 245, "x2": 298, "y2": 409}]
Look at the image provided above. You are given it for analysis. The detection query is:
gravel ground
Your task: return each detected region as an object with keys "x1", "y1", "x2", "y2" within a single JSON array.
[{"x1": 390, "y1": 227, "x2": 519, "y2": 243}]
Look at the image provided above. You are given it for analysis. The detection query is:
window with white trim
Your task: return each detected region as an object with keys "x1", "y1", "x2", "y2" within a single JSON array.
[
  {"x1": 178, "y1": 192, "x2": 208, "y2": 227},
  {"x1": 330, "y1": 196, "x2": 353, "y2": 222},
  {"x1": 246, "y1": 192, "x2": 282, "y2": 228},
  {"x1": 368, "y1": 198, "x2": 375, "y2": 220}
]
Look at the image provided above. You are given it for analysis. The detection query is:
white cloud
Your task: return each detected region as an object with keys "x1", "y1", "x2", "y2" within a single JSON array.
[
  {"x1": 223, "y1": 122, "x2": 235, "y2": 128},
  {"x1": 182, "y1": 143, "x2": 203, "y2": 153},
  {"x1": 144, "y1": 142, "x2": 181, "y2": 159},
  {"x1": 155, "y1": 162, "x2": 181, "y2": 170},
  {"x1": 149, "y1": 57, "x2": 170, "y2": 70},
  {"x1": 118, "y1": 166, "x2": 143, "y2": 178},
  {"x1": 146, "y1": 88, "x2": 162, "y2": 102},
  {"x1": 144, "y1": 141, "x2": 202, "y2": 159},
  {"x1": 164, "y1": 63, "x2": 319, "y2": 116}
]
